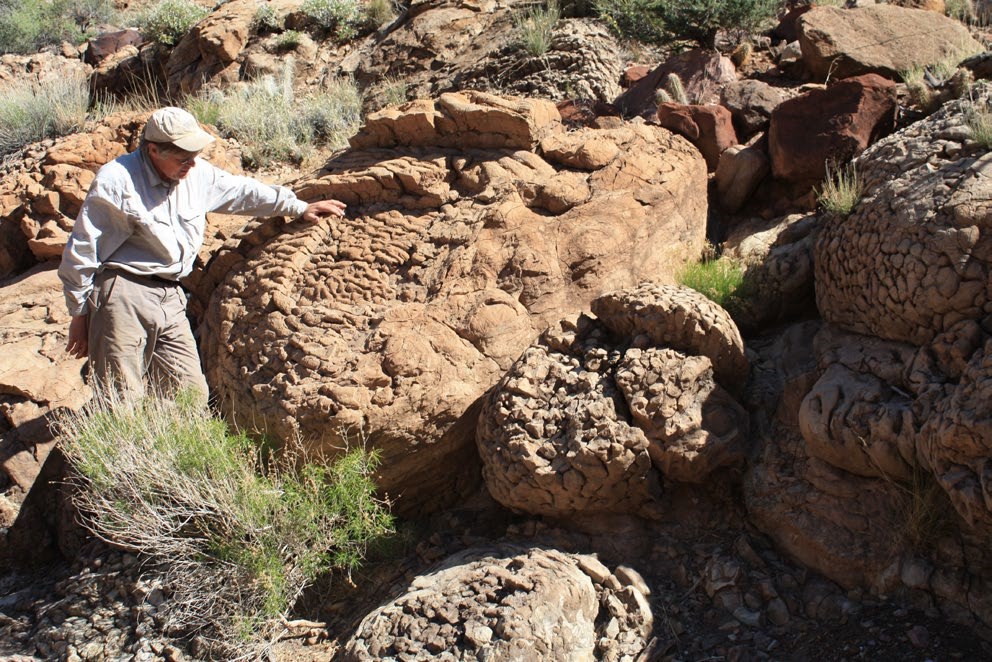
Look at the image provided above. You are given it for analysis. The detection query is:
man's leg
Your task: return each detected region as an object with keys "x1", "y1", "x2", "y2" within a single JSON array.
[
  {"x1": 87, "y1": 271, "x2": 150, "y2": 395},
  {"x1": 147, "y1": 286, "x2": 209, "y2": 400}
]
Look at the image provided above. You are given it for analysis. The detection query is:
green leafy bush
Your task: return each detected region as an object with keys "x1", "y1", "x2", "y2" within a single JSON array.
[
  {"x1": 0, "y1": 74, "x2": 89, "y2": 158},
  {"x1": 252, "y1": 3, "x2": 282, "y2": 33},
  {"x1": 57, "y1": 389, "x2": 393, "y2": 655},
  {"x1": 816, "y1": 161, "x2": 864, "y2": 217},
  {"x1": 188, "y1": 66, "x2": 361, "y2": 167},
  {"x1": 0, "y1": 0, "x2": 116, "y2": 54},
  {"x1": 136, "y1": 0, "x2": 208, "y2": 47},
  {"x1": 515, "y1": 0, "x2": 561, "y2": 57},
  {"x1": 677, "y1": 254, "x2": 748, "y2": 311},
  {"x1": 364, "y1": 0, "x2": 398, "y2": 27},
  {"x1": 275, "y1": 29, "x2": 304, "y2": 51},
  {"x1": 301, "y1": 0, "x2": 363, "y2": 39},
  {"x1": 652, "y1": 0, "x2": 779, "y2": 48},
  {"x1": 594, "y1": 0, "x2": 665, "y2": 44}
]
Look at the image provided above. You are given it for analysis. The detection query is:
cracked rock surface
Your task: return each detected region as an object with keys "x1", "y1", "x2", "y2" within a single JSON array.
[{"x1": 477, "y1": 283, "x2": 749, "y2": 518}]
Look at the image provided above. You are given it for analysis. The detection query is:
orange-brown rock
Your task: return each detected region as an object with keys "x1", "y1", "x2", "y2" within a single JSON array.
[
  {"x1": 657, "y1": 103, "x2": 738, "y2": 172},
  {"x1": 201, "y1": 93, "x2": 708, "y2": 513},
  {"x1": 614, "y1": 48, "x2": 736, "y2": 118}
]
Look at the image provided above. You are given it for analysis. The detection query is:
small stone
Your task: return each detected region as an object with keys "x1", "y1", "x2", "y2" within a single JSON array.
[
  {"x1": 163, "y1": 644, "x2": 184, "y2": 661},
  {"x1": 733, "y1": 607, "x2": 763, "y2": 628},
  {"x1": 464, "y1": 622, "x2": 493, "y2": 647},
  {"x1": 908, "y1": 625, "x2": 930, "y2": 649},
  {"x1": 766, "y1": 598, "x2": 790, "y2": 626},
  {"x1": 614, "y1": 565, "x2": 650, "y2": 596}
]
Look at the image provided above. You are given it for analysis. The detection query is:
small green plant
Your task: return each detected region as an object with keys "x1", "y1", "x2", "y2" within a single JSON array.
[
  {"x1": 252, "y1": 3, "x2": 282, "y2": 33},
  {"x1": 57, "y1": 389, "x2": 393, "y2": 655},
  {"x1": 301, "y1": 0, "x2": 363, "y2": 40},
  {"x1": 677, "y1": 254, "x2": 748, "y2": 312},
  {"x1": 0, "y1": 0, "x2": 116, "y2": 54},
  {"x1": 275, "y1": 29, "x2": 304, "y2": 51},
  {"x1": 367, "y1": 75, "x2": 409, "y2": 111},
  {"x1": 664, "y1": 73, "x2": 688, "y2": 104},
  {"x1": 136, "y1": 0, "x2": 208, "y2": 47},
  {"x1": 816, "y1": 161, "x2": 865, "y2": 217},
  {"x1": 514, "y1": 0, "x2": 561, "y2": 57},
  {"x1": 945, "y1": 0, "x2": 975, "y2": 24},
  {"x1": 188, "y1": 65, "x2": 361, "y2": 167},
  {"x1": 651, "y1": 0, "x2": 779, "y2": 49},
  {"x1": 965, "y1": 100, "x2": 992, "y2": 148},
  {"x1": 0, "y1": 74, "x2": 90, "y2": 158},
  {"x1": 594, "y1": 0, "x2": 665, "y2": 44},
  {"x1": 363, "y1": 0, "x2": 398, "y2": 27}
]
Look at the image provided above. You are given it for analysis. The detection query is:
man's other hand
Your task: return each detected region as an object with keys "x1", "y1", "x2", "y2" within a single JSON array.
[
  {"x1": 302, "y1": 199, "x2": 347, "y2": 223},
  {"x1": 67, "y1": 314, "x2": 89, "y2": 359}
]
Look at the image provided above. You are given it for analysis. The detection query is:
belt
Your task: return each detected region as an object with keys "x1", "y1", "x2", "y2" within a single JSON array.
[{"x1": 106, "y1": 268, "x2": 179, "y2": 287}]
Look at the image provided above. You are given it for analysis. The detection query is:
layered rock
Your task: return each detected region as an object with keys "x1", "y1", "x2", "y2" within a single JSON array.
[
  {"x1": 341, "y1": 545, "x2": 652, "y2": 661},
  {"x1": 476, "y1": 284, "x2": 748, "y2": 519},
  {"x1": 202, "y1": 92, "x2": 708, "y2": 512},
  {"x1": 797, "y1": 5, "x2": 981, "y2": 81}
]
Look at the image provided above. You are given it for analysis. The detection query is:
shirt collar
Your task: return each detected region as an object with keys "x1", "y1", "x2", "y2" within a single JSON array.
[{"x1": 138, "y1": 145, "x2": 174, "y2": 190}]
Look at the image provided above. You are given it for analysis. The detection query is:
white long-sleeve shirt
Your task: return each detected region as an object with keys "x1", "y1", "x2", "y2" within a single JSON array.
[{"x1": 59, "y1": 148, "x2": 308, "y2": 317}]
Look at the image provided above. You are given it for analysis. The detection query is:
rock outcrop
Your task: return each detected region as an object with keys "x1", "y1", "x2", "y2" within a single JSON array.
[
  {"x1": 476, "y1": 284, "x2": 748, "y2": 519},
  {"x1": 202, "y1": 92, "x2": 708, "y2": 513},
  {"x1": 797, "y1": 5, "x2": 981, "y2": 81},
  {"x1": 341, "y1": 545, "x2": 652, "y2": 661}
]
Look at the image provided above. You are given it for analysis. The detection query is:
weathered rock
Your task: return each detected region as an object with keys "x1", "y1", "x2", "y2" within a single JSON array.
[
  {"x1": 721, "y1": 79, "x2": 791, "y2": 139},
  {"x1": 203, "y1": 93, "x2": 708, "y2": 514},
  {"x1": 614, "y1": 48, "x2": 737, "y2": 118},
  {"x1": 769, "y1": 74, "x2": 896, "y2": 184},
  {"x1": 797, "y1": 5, "x2": 981, "y2": 81},
  {"x1": 84, "y1": 29, "x2": 144, "y2": 66},
  {"x1": 814, "y1": 85, "x2": 992, "y2": 345},
  {"x1": 476, "y1": 284, "x2": 748, "y2": 518},
  {"x1": 341, "y1": 545, "x2": 652, "y2": 661},
  {"x1": 657, "y1": 103, "x2": 738, "y2": 171},
  {"x1": 715, "y1": 143, "x2": 769, "y2": 212},
  {"x1": 165, "y1": 0, "x2": 257, "y2": 94}
]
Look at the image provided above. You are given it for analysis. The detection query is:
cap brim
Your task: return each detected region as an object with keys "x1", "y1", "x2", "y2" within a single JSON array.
[{"x1": 172, "y1": 131, "x2": 215, "y2": 152}]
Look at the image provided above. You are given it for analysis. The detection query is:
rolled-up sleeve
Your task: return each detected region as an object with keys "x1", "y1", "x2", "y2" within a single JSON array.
[
  {"x1": 58, "y1": 181, "x2": 133, "y2": 317},
  {"x1": 203, "y1": 164, "x2": 308, "y2": 218}
]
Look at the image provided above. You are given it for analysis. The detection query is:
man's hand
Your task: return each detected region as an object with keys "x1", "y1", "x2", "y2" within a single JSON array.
[
  {"x1": 302, "y1": 199, "x2": 347, "y2": 223},
  {"x1": 67, "y1": 314, "x2": 89, "y2": 359}
]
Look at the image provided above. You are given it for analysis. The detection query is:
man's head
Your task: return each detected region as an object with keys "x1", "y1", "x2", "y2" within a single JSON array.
[{"x1": 143, "y1": 107, "x2": 215, "y2": 182}]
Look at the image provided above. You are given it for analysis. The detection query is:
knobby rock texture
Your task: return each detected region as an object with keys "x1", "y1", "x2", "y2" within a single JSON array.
[
  {"x1": 341, "y1": 545, "x2": 652, "y2": 661},
  {"x1": 202, "y1": 91, "x2": 708, "y2": 512},
  {"x1": 476, "y1": 284, "x2": 748, "y2": 519}
]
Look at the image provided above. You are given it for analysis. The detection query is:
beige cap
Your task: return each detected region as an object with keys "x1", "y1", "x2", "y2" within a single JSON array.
[{"x1": 143, "y1": 107, "x2": 215, "y2": 152}]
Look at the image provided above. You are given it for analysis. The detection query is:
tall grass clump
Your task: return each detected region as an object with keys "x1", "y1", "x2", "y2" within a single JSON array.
[
  {"x1": 816, "y1": 161, "x2": 865, "y2": 217},
  {"x1": 677, "y1": 254, "x2": 747, "y2": 311},
  {"x1": 57, "y1": 389, "x2": 393, "y2": 656},
  {"x1": 965, "y1": 100, "x2": 992, "y2": 148},
  {"x1": 135, "y1": 0, "x2": 208, "y2": 46},
  {"x1": 0, "y1": 0, "x2": 116, "y2": 54},
  {"x1": 515, "y1": 0, "x2": 561, "y2": 57},
  {"x1": 0, "y1": 74, "x2": 89, "y2": 158},
  {"x1": 188, "y1": 66, "x2": 361, "y2": 167}
]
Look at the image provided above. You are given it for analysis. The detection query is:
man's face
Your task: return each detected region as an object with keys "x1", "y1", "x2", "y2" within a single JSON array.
[{"x1": 148, "y1": 143, "x2": 200, "y2": 182}]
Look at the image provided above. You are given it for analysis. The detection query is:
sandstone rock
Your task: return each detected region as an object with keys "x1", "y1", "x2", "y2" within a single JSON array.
[
  {"x1": 657, "y1": 102, "x2": 738, "y2": 171},
  {"x1": 614, "y1": 48, "x2": 737, "y2": 118},
  {"x1": 84, "y1": 29, "x2": 144, "y2": 66},
  {"x1": 814, "y1": 85, "x2": 992, "y2": 345},
  {"x1": 203, "y1": 94, "x2": 708, "y2": 514},
  {"x1": 341, "y1": 545, "x2": 652, "y2": 661},
  {"x1": 165, "y1": 0, "x2": 257, "y2": 94},
  {"x1": 721, "y1": 79, "x2": 791, "y2": 139},
  {"x1": 476, "y1": 284, "x2": 748, "y2": 519},
  {"x1": 797, "y1": 5, "x2": 981, "y2": 81},
  {"x1": 715, "y1": 143, "x2": 769, "y2": 212},
  {"x1": 769, "y1": 73, "x2": 896, "y2": 184}
]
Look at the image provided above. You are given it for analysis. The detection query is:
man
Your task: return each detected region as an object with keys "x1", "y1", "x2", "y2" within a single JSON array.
[{"x1": 59, "y1": 106, "x2": 346, "y2": 397}]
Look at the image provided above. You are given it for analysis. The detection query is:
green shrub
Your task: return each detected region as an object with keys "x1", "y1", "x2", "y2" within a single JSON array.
[
  {"x1": 652, "y1": 0, "x2": 779, "y2": 48},
  {"x1": 136, "y1": 0, "x2": 208, "y2": 47},
  {"x1": 301, "y1": 0, "x2": 363, "y2": 39},
  {"x1": 816, "y1": 161, "x2": 864, "y2": 217},
  {"x1": 188, "y1": 67, "x2": 361, "y2": 167},
  {"x1": 515, "y1": 0, "x2": 561, "y2": 57},
  {"x1": 367, "y1": 75, "x2": 409, "y2": 111},
  {"x1": 594, "y1": 0, "x2": 665, "y2": 44},
  {"x1": 0, "y1": 0, "x2": 116, "y2": 54},
  {"x1": 252, "y1": 3, "x2": 282, "y2": 33},
  {"x1": 364, "y1": 0, "x2": 398, "y2": 27},
  {"x1": 677, "y1": 255, "x2": 747, "y2": 311},
  {"x1": 57, "y1": 389, "x2": 393, "y2": 655},
  {"x1": 275, "y1": 29, "x2": 304, "y2": 51},
  {"x1": 945, "y1": 0, "x2": 975, "y2": 23},
  {"x1": 0, "y1": 74, "x2": 89, "y2": 158},
  {"x1": 965, "y1": 101, "x2": 992, "y2": 148}
]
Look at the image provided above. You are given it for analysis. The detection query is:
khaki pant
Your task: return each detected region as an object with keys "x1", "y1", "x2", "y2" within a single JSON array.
[{"x1": 87, "y1": 269, "x2": 208, "y2": 398}]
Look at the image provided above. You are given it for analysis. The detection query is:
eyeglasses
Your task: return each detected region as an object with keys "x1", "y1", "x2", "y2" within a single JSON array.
[{"x1": 152, "y1": 144, "x2": 200, "y2": 166}]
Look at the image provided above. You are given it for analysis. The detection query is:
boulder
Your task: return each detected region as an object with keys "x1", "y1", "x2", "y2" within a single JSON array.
[
  {"x1": 720, "y1": 79, "x2": 791, "y2": 139},
  {"x1": 657, "y1": 102, "x2": 738, "y2": 171},
  {"x1": 341, "y1": 545, "x2": 652, "y2": 661},
  {"x1": 768, "y1": 73, "x2": 896, "y2": 184},
  {"x1": 715, "y1": 143, "x2": 769, "y2": 212},
  {"x1": 797, "y1": 5, "x2": 981, "y2": 81},
  {"x1": 476, "y1": 284, "x2": 748, "y2": 519},
  {"x1": 814, "y1": 85, "x2": 992, "y2": 345},
  {"x1": 84, "y1": 29, "x2": 144, "y2": 66},
  {"x1": 614, "y1": 48, "x2": 737, "y2": 118},
  {"x1": 203, "y1": 95, "x2": 708, "y2": 514},
  {"x1": 166, "y1": 0, "x2": 256, "y2": 94}
]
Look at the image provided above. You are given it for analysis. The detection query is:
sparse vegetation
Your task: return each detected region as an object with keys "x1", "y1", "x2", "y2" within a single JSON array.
[
  {"x1": 515, "y1": 0, "x2": 561, "y2": 57},
  {"x1": 594, "y1": 0, "x2": 665, "y2": 44},
  {"x1": 0, "y1": 0, "x2": 116, "y2": 54},
  {"x1": 252, "y1": 3, "x2": 283, "y2": 34},
  {"x1": 965, "y1": 100, "x2": 992, "y2": 148},
  {"x1": 664, "y1": 72, "x2": 688, "y2": 104},
  {"x1": 56, "y1": 389, "x2": 393, "y2": 656},
  {"x1": 945, "y1": 0, "x2": 975, "y2": 24},
  {"x1": 275, "y1": 29, "x2": 304, "y2": 51},
  {"x1": 650, "y1": 0, "x2": 779, "y2": 49},
  {"x1": 188, "y1": 66, "x2": 361, "y2": 167},
  {"x1": 816, "y1": 161, "x2": 864, "y2": 217},
  {"x1": 367, "y1": 75, "x2": 409, "y2": 111},
  {"x1": 364, "y1": 0, "x2": 398, "y2": 27},
  {"x1": 136, "y1": 0, "x2": 209, "y2": 47},
  {"x1": 301, "y1": 0, "x2": 364, "y2": 40},
  {"x1": 677, "y1": 253, "x2": 748, "y2": 312},
  {"x1": 0, "y1": 74, "x2": 90, "y2": 158}
]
